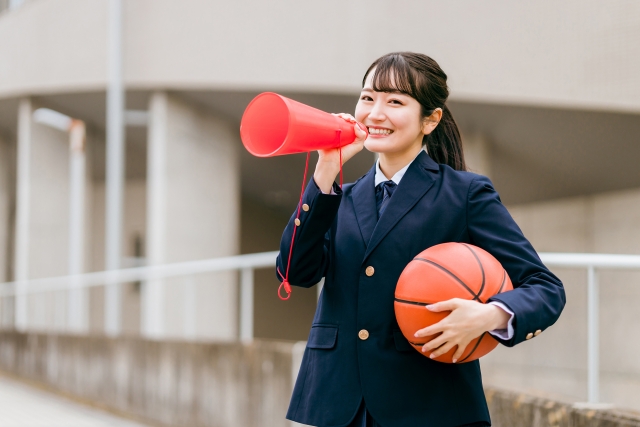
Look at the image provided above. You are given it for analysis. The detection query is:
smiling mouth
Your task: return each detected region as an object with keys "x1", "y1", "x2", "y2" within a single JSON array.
[{"x1": 368, "y1": 128, "x2": 394, "y2": 135}]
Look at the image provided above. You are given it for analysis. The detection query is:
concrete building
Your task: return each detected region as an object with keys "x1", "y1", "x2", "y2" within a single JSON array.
[{"x1": 1, "y1": 0, "x2": 640, "y2": 411}]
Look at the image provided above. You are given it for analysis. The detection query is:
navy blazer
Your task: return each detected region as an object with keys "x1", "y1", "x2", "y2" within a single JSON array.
[{"x1": 276, "y1": 151, "x2": 565, "y2": 427}]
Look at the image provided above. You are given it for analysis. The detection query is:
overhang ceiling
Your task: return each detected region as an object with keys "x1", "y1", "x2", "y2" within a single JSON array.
[{"x1": 0, "y1": 90, "x2": 639, "y2": 215}]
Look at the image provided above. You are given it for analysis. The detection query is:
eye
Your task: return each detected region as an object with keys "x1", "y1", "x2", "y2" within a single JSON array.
[
  {"x1": 389, "y1": 99, "x2": 403, "y2": 105},
  {"x1": 360, "y1": 95, "x2": 373, "y2": 101}
]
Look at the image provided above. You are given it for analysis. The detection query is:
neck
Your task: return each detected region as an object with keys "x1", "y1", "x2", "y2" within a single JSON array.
[{"x1": 378, "y1": 145, "x2": 423, "y2": 180}]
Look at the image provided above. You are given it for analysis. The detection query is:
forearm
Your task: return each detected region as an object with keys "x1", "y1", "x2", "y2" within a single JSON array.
[
  {"x1": 468, "y1": 176, "x2": 565, "y2": 346},
  {"x1": 313, "y1": 160, "x2": 340, "y2": 194},
  {"x1": 276, "y1": 178, "x2": 341, "y2": 287}
]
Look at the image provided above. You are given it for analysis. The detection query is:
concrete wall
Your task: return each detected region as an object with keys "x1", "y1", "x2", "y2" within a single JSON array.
[
  {"x1": 0, "y1": 331, "x2": 639, "y2": 427},
  {"x1": 0, "y1": 331, "x2": 298, "y2": 427},
  {"x1": 89, "y1": 180, "x2": 146, "y2": 335},
  {"x1": 1, "y1": 0, "x2": 640, "y2": 113},
  {"x1": 481, "y1": 188, "x2": 640, "y2": 411},
  {"x1": 485, "y1": 387, "x2": 640, "y2": 427}
]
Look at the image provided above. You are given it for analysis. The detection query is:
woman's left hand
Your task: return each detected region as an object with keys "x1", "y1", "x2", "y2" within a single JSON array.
[{"x1": 414, "y1": 299, "x2": 510, "y2": 363}]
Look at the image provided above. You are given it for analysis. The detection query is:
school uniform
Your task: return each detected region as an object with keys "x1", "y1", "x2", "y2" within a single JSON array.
[{"x1": 276, "y1": 151, "x2": 565, "y2": 427}]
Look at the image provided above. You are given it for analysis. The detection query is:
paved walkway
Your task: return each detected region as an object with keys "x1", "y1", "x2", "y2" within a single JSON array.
[{"x1": 0, "y1": 375, "x2": 148, "y2": 427}]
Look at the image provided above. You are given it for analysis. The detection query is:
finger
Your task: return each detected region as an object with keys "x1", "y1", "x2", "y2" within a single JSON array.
[
  {"x1": 427, "y1": 299, "x2": 460, "y2": 312},
  {"x1": 429, "y1": 340, "x2": 457, "y2": 359},
  {"x1": 451, "y1": 339, "x2": 471, "y2": 363},
  {"x1": 354, "y1": 123, "x2": 367, "y2": 139},
  {"x1": 421, "y1": 333, "x2": 447, "y2": 352},
  {"x1": 334, "y1": 113, "x2": 356, "y2": 122},
  {"x1": 414, "y1": 321, "x2": 446, "y2": 338}
]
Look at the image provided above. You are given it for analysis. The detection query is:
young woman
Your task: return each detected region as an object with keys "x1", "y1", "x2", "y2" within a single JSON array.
[{"x1": 276, "y1": 52, "x2": 565, "y2": 427}]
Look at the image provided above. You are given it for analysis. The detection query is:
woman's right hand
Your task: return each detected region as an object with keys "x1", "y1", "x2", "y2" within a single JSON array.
[{"x1": 314, "y1": 113, "x2": 368, "y2": 193}]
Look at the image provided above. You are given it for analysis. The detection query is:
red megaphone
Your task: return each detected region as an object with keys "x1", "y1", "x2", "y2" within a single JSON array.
[{"x1": 240, "y1": 92, "x2": 365, "y2": 157}]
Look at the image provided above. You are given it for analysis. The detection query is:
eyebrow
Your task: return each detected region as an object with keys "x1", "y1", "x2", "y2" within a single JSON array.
[{"x1": 361, "y1": 87, "x2": 405, "y2": 95}]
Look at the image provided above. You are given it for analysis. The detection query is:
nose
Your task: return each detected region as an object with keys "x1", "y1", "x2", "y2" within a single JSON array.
[{"x1": 367, "y1": 100, "x2": 386, "y2": 122}]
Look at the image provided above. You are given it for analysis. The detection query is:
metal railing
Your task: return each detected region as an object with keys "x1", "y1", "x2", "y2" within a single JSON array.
[
  {"x1": 539, "y1": 253, "x2": 640, "y2": 405},
  {"x1": 0, "y1": 251, "x2": 279, "y2": 342},
  {"x1": 1, "y1": 251, "x2": 639, "y2": 405}
]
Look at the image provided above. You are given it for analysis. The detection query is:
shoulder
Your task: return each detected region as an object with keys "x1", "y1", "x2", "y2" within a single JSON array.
[{"x1": 437, "y1": 164, "x2": 494, "y2": 192}]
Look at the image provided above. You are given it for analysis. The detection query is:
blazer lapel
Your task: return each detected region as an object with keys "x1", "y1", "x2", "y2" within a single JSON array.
[
  {"x1": 363, "y1": 151, "x2": 439, "y2": 261},
  {"x1": 350, "y1": 164, "x2": 377, "y2": 247}
]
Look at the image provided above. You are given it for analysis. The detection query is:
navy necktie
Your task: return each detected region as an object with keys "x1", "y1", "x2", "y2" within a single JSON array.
[{"x1": 375, "y1": 180, "x2": 397, "y2": 219}]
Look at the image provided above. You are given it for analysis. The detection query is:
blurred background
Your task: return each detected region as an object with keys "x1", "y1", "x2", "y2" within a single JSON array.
[{"x1": 0, "y1": 0, "x2": 639, "y2": 426}]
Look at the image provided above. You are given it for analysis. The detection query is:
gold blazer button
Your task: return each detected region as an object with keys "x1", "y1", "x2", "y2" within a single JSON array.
[
  {"x1": 365, "y1": 266, "x2": 375, "y2": 277},
  {"x1": 358, "y1": 329, "x2": 369, "y2": 340}
]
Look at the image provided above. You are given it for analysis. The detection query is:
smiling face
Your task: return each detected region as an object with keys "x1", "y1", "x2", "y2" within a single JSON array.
[{"x1": 355, "y1": 70, "x2": 437, "y2": 158}]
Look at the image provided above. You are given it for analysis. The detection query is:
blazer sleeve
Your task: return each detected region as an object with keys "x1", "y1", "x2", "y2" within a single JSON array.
[
  {"x1": 275, "y1": 178, "x2": 342, "y2": 288},
  {"x1": 467, "y1": 175, "x2": 566, "y2": 347}
]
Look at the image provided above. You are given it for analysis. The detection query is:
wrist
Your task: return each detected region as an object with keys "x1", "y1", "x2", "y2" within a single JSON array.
[
  {"x1": 314, "y1": 161, "x2": 340, "y2": 194},
  {"x1": 485, "y1": 304, "x2": 510, "y2": 331}
]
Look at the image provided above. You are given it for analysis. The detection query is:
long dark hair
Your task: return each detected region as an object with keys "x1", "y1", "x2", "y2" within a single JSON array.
[{"x1": 362, "y1": 52, "x2": 467, "y2": 171}]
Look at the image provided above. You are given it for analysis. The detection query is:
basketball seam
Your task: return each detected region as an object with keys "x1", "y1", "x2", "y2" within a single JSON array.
[
  {"x1": 497, "y1": 270, "x2": 506, "y2": 294},
  {"x1": 458, "y1": 332, "x2": 487, "y2": 363},
  {"x1": 394, "y1": 297, "x2": 433, "y2": 306},
  {"x1": 413, "y1": 257, "x2": 480, "y2": 301},
  {"x1": 461, "y1": 244, "x2": 485, "y2": 302}
]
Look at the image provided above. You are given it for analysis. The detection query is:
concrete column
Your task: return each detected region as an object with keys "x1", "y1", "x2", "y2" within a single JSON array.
[
  {"x1": 0, "y1": 133, "x2": 11, "y2": 329},
  {"x1": 14, "y1": 101, "x2": 71, "y2": 332},
  {"x1": 14, "y1": 99, "x2": 32, "y2": 331},
  {"x1": 31, "y1": 113, "x2": 70, "y2": 332},
  {"x1": 144, "y1": 92, "x2": 240, "y2": 340},
  {"x1": 463, "y1": 133, "x2": 492, "y2": 178},
  {"x1": 143, "y1": 93, "x2": 167, "y2": 338},
  {"x1": 67, "y1": 121, "x2": 88, "y2": 333},
  {"x1": 104, "y1": 0, "x2": 125, "y2": 338}
]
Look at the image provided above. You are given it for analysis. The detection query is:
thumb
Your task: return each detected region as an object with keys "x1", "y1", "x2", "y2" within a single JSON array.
[{"x1": 427, "y1": 299, "x2": 459, "y2": 312}]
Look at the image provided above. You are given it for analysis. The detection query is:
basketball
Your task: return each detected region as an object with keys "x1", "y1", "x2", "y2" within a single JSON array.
[{"x1": 394, "y1": 242, "x2": 513, "y2": 363}]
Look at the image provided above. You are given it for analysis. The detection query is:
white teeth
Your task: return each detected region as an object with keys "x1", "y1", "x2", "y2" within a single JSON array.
[{"x1": 368, "y1": 128, "x2": 393, "y2": 135}]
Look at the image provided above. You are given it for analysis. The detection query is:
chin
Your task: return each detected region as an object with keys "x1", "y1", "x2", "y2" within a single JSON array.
[{"x1": 364, "y1": 139, "x2": 388, "y2": 154}]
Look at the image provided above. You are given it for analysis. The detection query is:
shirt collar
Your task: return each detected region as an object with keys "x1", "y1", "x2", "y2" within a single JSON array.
[{"x1": 374, "y1": 149, "x2": 425, "y2": 187}]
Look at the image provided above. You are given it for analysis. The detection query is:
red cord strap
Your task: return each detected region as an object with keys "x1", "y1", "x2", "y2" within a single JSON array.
[{"x1": 277, "y1": 147, "x2": 344, "y2": 300}]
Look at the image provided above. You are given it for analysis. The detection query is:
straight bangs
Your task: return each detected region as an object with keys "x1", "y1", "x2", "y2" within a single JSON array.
[{"x1": 363, "y1": 54, "x2": 420, "y2": 99}]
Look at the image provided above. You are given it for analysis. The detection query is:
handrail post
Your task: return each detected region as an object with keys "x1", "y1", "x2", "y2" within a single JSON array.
[
  {"x1": 587, "y1": 265, "x2": 599, "y2": 404},
  {"x1": 105, "y1": 0, "x2": 124, "y2": 337},
  {"x1": 240, "y1": 267, "x2": 254, "y2": 342}
]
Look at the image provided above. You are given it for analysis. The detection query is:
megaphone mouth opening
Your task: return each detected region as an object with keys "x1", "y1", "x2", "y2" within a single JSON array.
[{"x1": 240, "y1": 93, "x2": 290, "y2": 157}]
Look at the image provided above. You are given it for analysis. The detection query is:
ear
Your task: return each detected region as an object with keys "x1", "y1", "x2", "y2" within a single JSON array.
[{"x1": 422, "y1": 108, "x2": 443, "y2": 136}]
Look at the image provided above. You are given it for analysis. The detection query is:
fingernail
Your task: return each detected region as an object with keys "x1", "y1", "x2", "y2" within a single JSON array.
[
  {"x1": 426, "y1": 305, "x2": 435, "y2": 311},
  {"x1": 357, "y1": 123, "x2": 367, "y2": 132},
  {"x1": 430, "y1": 353, "x2": 436, "y2": 359},
  {"x1": 452, "y1": 359, "x2": 457, "y2": 364}
]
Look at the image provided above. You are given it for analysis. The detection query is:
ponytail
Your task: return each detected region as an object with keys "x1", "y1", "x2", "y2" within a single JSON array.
[{"x1": 423, "y1": 105, "x2": 467, "y2": 171}]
